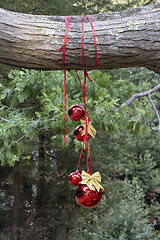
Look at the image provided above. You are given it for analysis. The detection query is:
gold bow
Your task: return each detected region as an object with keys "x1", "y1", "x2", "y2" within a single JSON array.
[
  {"x1": 80, "y1": 170, "x2": 104, "y2": 192},
  {"x1": 80, "y1": 117, "x2": 96, "y2": 139}
]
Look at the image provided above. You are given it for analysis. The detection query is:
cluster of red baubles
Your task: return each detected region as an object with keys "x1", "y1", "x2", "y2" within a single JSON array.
[
  {"x1": 68, "y1": 104, "x2": 101, "y2": 208},
  {"x1": 68, "y1": 104, "x2": 90, "y2": 142},
  {"x1": 68, "y1": 171, "x2": 102, "y2": 208}
]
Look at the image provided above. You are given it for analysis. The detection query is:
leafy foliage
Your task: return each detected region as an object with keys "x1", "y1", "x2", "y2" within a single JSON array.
[{"x1": 1, "y1": 67, "x2": 159, "y2": 166}]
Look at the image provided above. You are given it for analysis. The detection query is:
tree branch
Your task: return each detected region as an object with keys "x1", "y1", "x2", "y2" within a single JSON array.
[
  {"x1": 0, "y1": 117, "x2": 16, "y2": 124},
  {"x1": 118, "y1": 83, "x2": 160, "y2": 131},
  {"x1": 0, "y1": 5, "x2": 160, "y2": 73},
  {"x1": 143, "y1": 0, "x2": 155, "y2": 6},
  {"x1": 11, "y1": 135, "x2": 25, "y2": 143},
  {"x1": 124, "y1": 83, "x2": 160, "y2": 106},
  {"x1": 148, "y1": 93, "x2": 160, "y2": 131}
]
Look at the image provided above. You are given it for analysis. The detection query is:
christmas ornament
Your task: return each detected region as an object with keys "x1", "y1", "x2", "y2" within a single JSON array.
[
  {"x1": 68, "y1": 104, "x2": 85, "y2": 121},
  {"x1": 68, "y1": 171, "x2": 82, "y2": 186},
  {"x1": 74, "y1": 125, "x2": 91, "y2": 142},
  {"x1": 76, "y1": 184, "x2": 102, "y2": 208},
  {"x1": 60, "y1": 15, "x2": 103, "y2": 208},
  {"x1": 75, "y1": 171, "x2": 104, "y2": 208}
]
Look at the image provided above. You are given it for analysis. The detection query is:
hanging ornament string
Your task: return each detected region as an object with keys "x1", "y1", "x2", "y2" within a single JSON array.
[
  {"x1": 76, "y1": 14, "x2": 97, "y2": 101},
  {"x1": 87, "y1": 15, "x2": 98, "y2": 70},
  {"x1": 75, "y1": 70, "x2": 83, "y2": 88},
  {"x1": 81, "y1": 16, "x2": 89, "y2": 173},
  {"x1": 67, "y1": 16, "x2": 102, "y2": 208},
  {"x1": 83, "y1": 74, "x2": 90, "y2": 173},
  {"x1": 76, "y1": 15, "x2": 98, "y2": 173},
  {"x1": 76, "y1": 81, "x2": 88, "y2": 172},
  {"x1": 59, "y1": 16, "x2": 69, "y2": 147},
  {"x1": 59, "y1": 15, "x2": 97, "y2": 168},
  {"x1": 76, "y1": 16, "x2": 87, "y2": 172},
  {"x1": 75, "y1": 15, "x2": 97, "y2": 101}
]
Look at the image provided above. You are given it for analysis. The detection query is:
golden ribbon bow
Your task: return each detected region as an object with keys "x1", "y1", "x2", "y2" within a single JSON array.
[
  {"x1": 80, "y1": 170, "x2": 104, "y2": 192},
  {"x1": 80, "y1": 117, "x2": 96, "y2": 139}
]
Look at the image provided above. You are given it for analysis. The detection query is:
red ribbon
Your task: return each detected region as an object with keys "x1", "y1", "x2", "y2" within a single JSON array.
[
  {"x1": 59, "y1": 16, "x2": 69, "y2": 147},
  {"x1": 76, "y1": 15, "x2": 98, "y2": 173},
  {"x1": 75, "y1": 70, "x2": 83, "y2": 88},
  {"x1": 87, "y1": 15, "x2": 98, "y2": 70},
  {"x1": 60, "y1": 15, "x2": 97, "y2": 171},
  {"x1": 77, "y1": 17, "x2": 88, "y2": 173},
  {"x1": 81, "y1": 16, "x2": 89, "y2": 173}
]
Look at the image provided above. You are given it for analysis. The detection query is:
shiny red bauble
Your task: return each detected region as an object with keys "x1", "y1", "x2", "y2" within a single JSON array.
[
  {"x1": 76, "y1": 184, "x2": 102, "y2": 208},
  {"x1": 74, "y1": 125, "x2": 90, "y2": 142},
  {"x1": 68, "y1": 171, "x2": 82, "y2": 186},
  {"x1": 68, "y1": 104, "x2": 85, "y2": 121}
]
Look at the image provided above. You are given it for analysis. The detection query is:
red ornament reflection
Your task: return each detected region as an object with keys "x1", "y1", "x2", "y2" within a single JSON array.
[
  {"x1": 74, "y1": 125, "x2": 90, "y2": 142},
  {"x1": 75, "y1": 184, "x2": 102, "y2": 208},
  {"x1": 68, "y1": 171, "x2": 82, "y2": 186},
  {"x1": 68, "y1": 104, "x2": 85, "y2": 121}
]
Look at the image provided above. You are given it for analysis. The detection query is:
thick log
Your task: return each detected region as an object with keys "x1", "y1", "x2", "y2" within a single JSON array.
[{"x1": 0, "y1": 4, "x2": 160, "y2": 74}]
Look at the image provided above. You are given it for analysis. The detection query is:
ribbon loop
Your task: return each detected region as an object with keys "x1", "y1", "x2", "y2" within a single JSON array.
[{"x1": 84, "y1": 70, "x2": 92, "y2": 82}]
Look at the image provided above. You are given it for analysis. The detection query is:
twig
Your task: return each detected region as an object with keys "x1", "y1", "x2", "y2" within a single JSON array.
[
  {"x1": 143, "y1": 0, "x2": 155, "y2": 6},
  {"x1": 123, "y1": 83, "x2": 160, "y2": 106},
  {"x1": 22, "y1": 105, "x2": 40, "y2": 111},
  {"x1": 0, "y1": 117, "x2": 56, "y2": 125},
  {"x1": 28, "y1": 118, "x2": 56, "y2": 124},
  {"x1": 16, "y1": 135, "x2": 25, "y2": 142},
  {"x1": 44, "y1": 152, "x2": 57, "y2": 159},
  {"x1": 115, "y1": 83, "x2": 160, "y2": 132},
  {"x1": 4, "y1": 126, "x2": 13, "y2": 131},
  {"x1": 11, "y1": 135, "x2": 25, "y2": 143},
  {"x1": 148, "y1": 93, "x2": 160, "y2": 131},
  {"x1": 0, "y1": 117, "x2": 16, "y2": 124}
]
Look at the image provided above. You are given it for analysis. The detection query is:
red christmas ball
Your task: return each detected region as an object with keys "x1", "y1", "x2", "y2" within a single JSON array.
[
  {"x1": 76, "y1": 184, "x2": 102, "y2": 208},
  {"x1": 68, "y1": 104, "x2": 85, "y2": 121},
  {"x1": 74, "y1": 125, "x2": 90, "y2": 142},
  {"x1": 68, "y1": 171, "x2": 82, "y2": 186}
]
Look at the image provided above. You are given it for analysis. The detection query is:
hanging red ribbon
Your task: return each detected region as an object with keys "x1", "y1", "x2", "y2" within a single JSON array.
[
  {"x1": 82, "y1": 16, "x2": 89, "y2": 173},
  {"x1": 79, "y1": 16, "x2": 89, "y2": 173},
  {"x1": 60, "y1": 15, "x2": 97, "y2": 171},
  {"x1": 87, "y1": 15, "x2": 98, "y2": 70},
  {"x1": 76, "y1": 15, "x2": 98, "y2": 173},
  {"x1": 59, "y1": 16, "x2": 69, "y2": 147},
  {"x1": 75, "y1": 70, "x2": 83, "y2": 88},
  {"x1": 81, "y1": 16, "x2": 85, "y2": 69}
]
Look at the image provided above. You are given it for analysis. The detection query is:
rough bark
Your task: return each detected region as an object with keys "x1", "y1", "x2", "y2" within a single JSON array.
[{"x1": 0, "y1": 4, "x2": 160, "y2": 74}]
